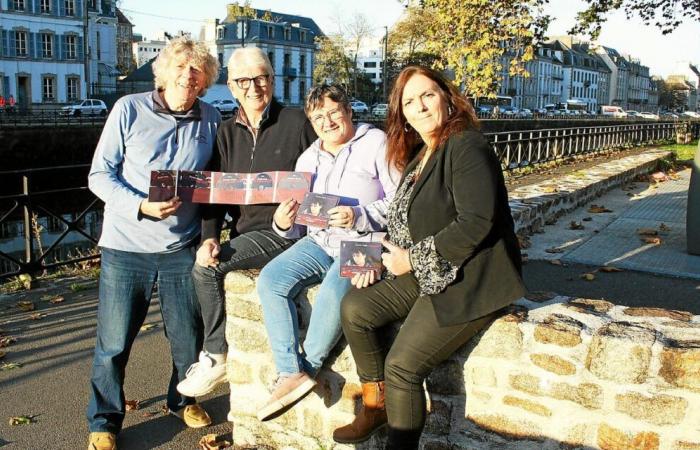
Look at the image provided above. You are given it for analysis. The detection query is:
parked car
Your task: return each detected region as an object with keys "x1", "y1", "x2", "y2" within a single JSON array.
[
  {"x1": 60, "y1": 99, "x2": 108, "y2": 116},
  {"x1": 500, "y1": 106, "x2": 519, "y2": 116},
  {"x1": 682, "y1": 111, "x2": 700, "y2": 119},
  {"x1": 639, "y1": 112, "x2": 659, "y2": 120},
  {"x1": 600, "y1": 105, "x2": 627, "y2": 118},
  {"x1": 210, "y1": 99, "x2": 238, "y2": 115},
  {"x1": 350, "y1": 101, "x2": 369, "y2": 114},
  {"x1": 660, "y1": 112, "x2": 679, "y2": 119},
  {"x1": 626, "y1": 110, "x2": 642, "y2": 118},
  {"x1": 518, "y1": 108, "x2": 533, "y2": 118},
  {"x1": 371, "y1": 103, "x2": 388, "y2": 118}
]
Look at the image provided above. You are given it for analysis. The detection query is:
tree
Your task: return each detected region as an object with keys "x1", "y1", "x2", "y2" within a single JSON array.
[
  {"x1": 659, "y1": 78, "x2": 692, "y2": 111},
  {"x1": 333, "y1": 12, "x2": 375, "y2": 98},
  {"x1": 420, "y1": 0, "x2": 550, "y2": 98},
  {"x1": 313, "y1": 34, "x2": 353, "y2": 88},
  {"x1": 570, "y1": 0, "x2": 699, "y2": 39}
]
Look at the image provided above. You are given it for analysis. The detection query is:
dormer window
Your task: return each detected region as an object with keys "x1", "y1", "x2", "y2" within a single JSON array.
[
  {"x1": 217, "y1": 27, "x2": 224, "y2": 40},
  {"x1": 284, "y1": 28, "x2": 291, "y2": 40}
]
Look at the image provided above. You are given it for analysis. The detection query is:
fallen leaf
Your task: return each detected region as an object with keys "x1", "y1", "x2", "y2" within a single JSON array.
[
  {"x1": 642, "y1": 237, "x2": 662, "y2": 245},
  {"x1": 0, "y1": 351, "x2": 5, "y2": 360},
  {"x1": 125, "y1": 400, "x2": 140, "y2": 411},
  {"x1": 568, "y1": 221, "x2": 584, "y2": 230},
  {"x1": 48, "y1": 295, "x2": 65, "y2": 304},
  {"x1": 581, "y1": 273, "x2": 596, "y2": 281},
  {"x1": 525, "y1": 291, "x2": 557, "y2": 302},
  {"x1": 0, "y1": 362, "x2": 22, "y2": 371},
  {"x1": 540, "y1": 185, "x2": 558, "y2": 193},
  {"x1": 16, "y1": 301, "x2": 35, "y2": 312},
  {"x1": 582, "y1": 217, "x2": 592, "y2": 222},
  {"x1": 659, "y1": 223, "x2": 671, "y2": 233},
  {"x1": 141, "y1": 410, "x2": 160, "y2": 418},
  {"x1": 588, "y1": 204, "x2": 612, "y2": 213},
  {"x1": 140, "y1": 323, "x2": 158, "y2": 332},
  {"x1": 545, "y1": 247, "x2": 565, "y2": 254},
  {"x1": 650, "y1": 171, "x2": 668, "y2": 182},
  {"x1": 0, "y1": 337, "x2": 16, "y2": 348},
  {"x1": 198, "y1": 433, "x2": 232, "y2": 450},
  {"x1": 9, "y1": 415, "x2": 34, "y2": 426},
  {"x1": 637, "y1": 228, "x2": 658, "y2": 236},
  {"x1": 160, "y1": 405, "x2": 169, "y2": 415},
  {"x1": 29, "y1": 313, "x2": 46, "y2": 320},
  {"x1": 599, "y1": 266, "x2": 624, "y2": 273},
  {"x1": 18, "y1": 274, "x2": 33, "y2": 290},
  {"x1": 550, "y1": 259, "x2": 563, "y2": 266}
]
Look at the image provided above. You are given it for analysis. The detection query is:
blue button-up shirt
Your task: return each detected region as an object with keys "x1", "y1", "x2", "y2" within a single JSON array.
[{"x1": 88, "y1": 90, "x2": 220, "y2": 253}]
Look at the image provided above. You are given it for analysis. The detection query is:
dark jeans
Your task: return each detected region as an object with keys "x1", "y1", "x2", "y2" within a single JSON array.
[
  {"x1": 341, "y1": 274, "x2": 499, "y2": 433},
  {"x1": 192, "y1": 229, "x2": 293, "y2": 354},
  {"x1": 87, "y1": 246, "x2": 203, "y2": 434}
]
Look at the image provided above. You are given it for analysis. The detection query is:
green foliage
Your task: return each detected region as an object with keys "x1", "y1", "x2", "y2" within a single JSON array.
[
  {"x1": 313, "y1": 35, "x2": 353, "y2": 88},
  {"x1": 660, "y1": 141, "x2": 698, "y2": 162}
]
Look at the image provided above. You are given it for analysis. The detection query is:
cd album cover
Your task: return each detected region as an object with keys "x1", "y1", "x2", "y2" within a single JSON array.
[{"x1": 339, "y1": 240, "x2": 383, "y2": 278}]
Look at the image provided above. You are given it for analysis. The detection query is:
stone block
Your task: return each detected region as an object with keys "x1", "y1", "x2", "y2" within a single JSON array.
[
  {"x1": 470, "y1": 366, "x2": 497, "y2": 387},
  {"x1": 467, "y1": 413, "x2": 544, "y2": 441},
  {"x1": 534, "y1": 314, "x2": 584, "y2": 347},
  {"x1": 615, "y1": 392, "x2": 688, "y2": 425},
  {"x1": 597, "y1": 423, "x2": 659, "y2": 450},
  {"x1": 509, "y1": 373, "x2": 542, "y2": 395},
  {"x1": 563, "y1": 423, "x2": 593, "y2": 448},
  {"x1": 659, "y1": 340, "x2": 700, "y2": 392},
  {"x1": 674, "y1": 442, "x2": 700, "y2": 450},
  {"x1": 469, "y1": 389, "x2": 492, "y2": 403},
  {"x1": 502, "y1": 395, "x2": 552, "y2": 417},
  {"x1": 224, "y1": 269, "x2": 259, "y2": 294},
  {"x1": 229, "y1": 322, "x2": 270, "y2": 353},
  {"x1": 227, "y1": 298, "x2": 263, "y2": 322},
  {"x1": 427, "y1": 360, "x2": 466, "y2": 395},
  {"x1": 472, "y1": 316, "x2": 523, "y2": 359},
  {"x1": 586, "y1": 322, "x2": 655, "y2": 384},
  {"x1": 623, "y1": 307, "x2": 693, "y2": 322},
  {"x1": 425, "y1": 399, "x2": 453, "y2": 435},
  {"x1": 422, "y1": 440, "x2": 453, "y2": 450},
  {"x1": 565, "y1": 298, "x2": 614, "y2": 314},
  {"x1": 550, "y1": 382, "x2": 603, "y2": 409},
  {"x1": 228, "y1": 359, "x2": 254, "y2": 384},
  {"x1": 530, "y1": 353, "x2": 577, "y2": 376},
  {"x1": 300, "y1": 409, "x2": 325, "y2": 439}
]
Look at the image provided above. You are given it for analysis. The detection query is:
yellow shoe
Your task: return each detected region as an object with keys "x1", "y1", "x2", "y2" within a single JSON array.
[
  {"x1": 87, "y1": 432, "x2": 116, "y2": 450},
  {"x1": 169, "y1": 404, "x2": 212, "y2": 428}
]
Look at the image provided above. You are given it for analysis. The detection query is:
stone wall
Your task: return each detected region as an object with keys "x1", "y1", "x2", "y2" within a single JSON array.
[{"x1": 224, "y1": 271, "x2": 700, "y2": 450}]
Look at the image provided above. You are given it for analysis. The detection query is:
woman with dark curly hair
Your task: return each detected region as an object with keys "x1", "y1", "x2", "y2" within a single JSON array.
[{"x1": 333, "y1": 66, "x2": 526, "y2": 449}]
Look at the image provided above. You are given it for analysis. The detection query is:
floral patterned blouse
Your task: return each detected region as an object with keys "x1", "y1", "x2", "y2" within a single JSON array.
[{"x1": 386, "y1": 166, "x2": 460, "y2": 295}]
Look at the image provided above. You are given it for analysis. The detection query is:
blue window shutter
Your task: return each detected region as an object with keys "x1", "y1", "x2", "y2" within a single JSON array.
[
  {"x1": 58, "y1": 0, "x2": 65, "y2": 16},
  {"x1": 29, "y1": 32, "x2": 36, "y2": 58},
  {"x1": 57, "y1": 34, "x2": 64, "y2": 60},
  {"x1": 32, "y1": 0, "x2": 39, "y2": 14},
  {"x1": 52, "y1": 0, "x2": 59, "y2": 15},
  {"x1": 75, "y1": 0, "x2": 82, "y2": 17},
  {"x1": 76, "y1": 35, "x2": 83, "y2": 61},
  {"x1": 0, "y1": 31, "x2": 5, "y2": 57},
  {"x1": 3, "y1": 77, "x2": 9, "y2": 98},
  {"x1": 9, "y1": 31, "x2": 16, "y2": 57}
]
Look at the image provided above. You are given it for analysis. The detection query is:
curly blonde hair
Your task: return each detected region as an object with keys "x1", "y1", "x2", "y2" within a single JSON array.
[{"x1": 152, "y1": 36, "x2": 220, "y2": 96}]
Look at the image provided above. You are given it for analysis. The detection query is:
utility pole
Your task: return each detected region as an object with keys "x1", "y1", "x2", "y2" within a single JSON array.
[{"x1": 382, "y1": 26, "x2": 388, "y2": 102}]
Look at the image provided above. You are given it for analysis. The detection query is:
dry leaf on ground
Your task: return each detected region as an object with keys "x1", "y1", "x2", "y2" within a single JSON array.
[
  {"x1": 659, "y1": 223, "x2": 671, "y2": 233},
  {"x1": 16, "y1": 301, "x2": 35, "y2": 312},
  {"x1": 125, "y1": 400, "x2": 140, "y2": 411},
  {"x1": 525, "y1": 291, "x2": 557, "y2": 302},
  {"x1": 588, "y1": 204, "x2": 612, "y2": 213},
  {"x1": 599, "y1": 266, "x2": 623, "y2": 273},
  {"x1": 140, "y1": 323, "x2": 158, "y2": 331},
  {"x1": 141, "y1": 409, "x2": 160, "y2": 418},
  {"x1": 0, "y1": 362, "x2": 22, "y2": 371},
  {"x1": 540, "y1": 186, "x2": 559, "y2": 193},
  {"x1": 637, "y1": 228, "x2": 658, "y2": 236},
  {"x1": 48, "y1": 295, "x2": 65, "y2": 304},
  {"x1": 0, "y1": 337, "x2": 17, "y2": 348},
  {"x1": 568, "y1": 221, "x2": 584, "y2": 230},
  {"x1": 0, "y1": 351, "x2": 5, "y2": 360},
  {"x1": 545, "y1": 247, "x2": 565, "y2": 254},
  {"x1": 650, "y1": 171, "x2": 668, "y2": 182},
  {"x1": 9, "y1": 415, "x2": 34, "y2": 426},
  {"x1": 29, "y1": 313, "x2": 46, "y2": 320},
  {"x1": 199, "y1": 434, "x2": 232, "y2": 450},
  {"x1": 581, "y1": 273, "x2": 596, "y2": 281},
  {"x1": 642, "y1": 237, "x2": 662, "y2": 245}
]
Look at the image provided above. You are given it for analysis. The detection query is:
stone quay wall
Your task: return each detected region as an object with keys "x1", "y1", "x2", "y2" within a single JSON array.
[{"x1": 225, "y1": 271, "x2": 700, "y2": 450}]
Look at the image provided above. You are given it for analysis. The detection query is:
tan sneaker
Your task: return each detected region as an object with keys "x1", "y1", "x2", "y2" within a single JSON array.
[
  {"x1": 87, "y1": 432, "x2": 116, "y2": 450},
  {"x1": 257, "y1": 372, "x2": 316, "y2": 421},
  {"x1": 169, "y1": 404, "x2": 212, "y2": 428}
]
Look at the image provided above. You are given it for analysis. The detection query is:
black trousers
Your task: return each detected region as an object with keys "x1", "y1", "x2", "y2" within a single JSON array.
[{"x1": 341, "y1": 273, "x2": 499, "y2": 432}]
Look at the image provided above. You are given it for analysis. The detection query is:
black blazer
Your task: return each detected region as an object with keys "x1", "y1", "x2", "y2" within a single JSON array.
[{"x1": 402, "y1": 129, "x2": 525, "y2": 326}]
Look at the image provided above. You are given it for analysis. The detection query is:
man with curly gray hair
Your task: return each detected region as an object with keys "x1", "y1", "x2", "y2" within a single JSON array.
[{"x1": 86, "y1": 36, "x2": 220, "y2": 450}]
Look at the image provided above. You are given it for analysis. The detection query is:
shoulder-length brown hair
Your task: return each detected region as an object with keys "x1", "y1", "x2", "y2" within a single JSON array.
[{"x1": 386, "y1": 66, "x2": 480, "y2": 171}]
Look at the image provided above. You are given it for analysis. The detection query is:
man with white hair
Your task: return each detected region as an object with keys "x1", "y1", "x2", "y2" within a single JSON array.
[
  {"x1": 177, "y1": 47, "x2": 316, "y2": 397},
  {"x1": 86, "y1": 37, "x2": 220, "y2": 450}
]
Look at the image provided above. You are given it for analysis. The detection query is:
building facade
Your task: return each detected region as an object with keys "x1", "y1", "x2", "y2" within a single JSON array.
[
  {"x1": 115, "y1": 7, "x2": 133, "y2": 75},
  {"x1": 0, "y1": 0, "x2": 87, "y2": 109},
  {"x1": 201, "y1": 5, "x2": 322, "y2": 106},
  {"x1": 86, "y1": 0, "x2": 118, "y2": 95},
  {"x1": 356, "y1": 49, "x2": 383, "y2": 85},
  {"x1": 625, "y1": 55, "x2": 651, "y2": 111}
]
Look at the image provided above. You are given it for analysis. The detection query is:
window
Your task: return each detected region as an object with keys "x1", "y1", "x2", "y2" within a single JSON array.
[
  {"x1": 15, "y1": 31, "x2": 28, "y2": 57},
  {"x1": 268, "y1": 51, "x2": 274, "y2": 70},
  {"x1": 64, "y1": 0, "x2": 75, "y2": 16},
  {"x1": 283, "y1": 53, "x2": 290, "y2": 68},
  {"x1": 66, "y1": 35, "x2": 76, "y2": 59},
  {"x1": 40, "y1": 0, "x2": 51, "y2": 13},
  {"x1": 42, "y1": 76, "x2": 56, "y2": 101},
  {"x1": 299, "y1": 80, "x2": 306, "y2": 98},
  {"x1": 67, "y1": 77, "x2": 79, "y2": 101},
  {"x1": 13, "y1": 0, "x2": 25, "y2": 10},
  {"x1": 217, "y1": 27, "x2": 224, "y2": 40},
  {"x1": 283, "y1": 79, "x2": 290, "y2": 101},
  {"x1": 88, "y1": 0, "x2": 96, "y2": 8},
  {"x1": 266, "y1": 26, "x2": 273, "y2": 39},
  {"x1": 41, "y1": 33, "x2": 52, "y2": 58},
  {"x1": 300, "y1": 31, "x2": 306, "y2": 42},
  {"x1": 299, "y1": 54, "x2": 306, "y2": 74},
  {"x1": 364, "y1": 62, "x2": 377, "y2": 68},
  {"x1": 96, "y1": 31, "x2": 100, "y2": 59},
  {"x1": 284, "y1": 28, "x2": 291, "y2": 40}
]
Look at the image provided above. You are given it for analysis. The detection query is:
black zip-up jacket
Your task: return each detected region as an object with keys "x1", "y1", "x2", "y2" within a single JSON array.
[{"x1": 201, "y1": 99, "x2": 317, "y2": 241}]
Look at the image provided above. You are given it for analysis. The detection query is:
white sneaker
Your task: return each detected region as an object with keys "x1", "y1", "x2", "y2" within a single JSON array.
[{"x1": 177, "y1": 351, "x2": 227, "y2": 397}]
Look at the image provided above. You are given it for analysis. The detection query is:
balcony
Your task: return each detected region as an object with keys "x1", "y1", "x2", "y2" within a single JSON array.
[{"x1": 283, "y1": 66, "x2": 297, "y2": 79}]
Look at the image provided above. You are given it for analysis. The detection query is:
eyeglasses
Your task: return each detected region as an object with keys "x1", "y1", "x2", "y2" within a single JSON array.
[
  {"x1": 310, "y1": 108, "x2": 345, "y2": 126},
  {"x1": 230, "y1": 74, "x2": 270, "y2": 89}
]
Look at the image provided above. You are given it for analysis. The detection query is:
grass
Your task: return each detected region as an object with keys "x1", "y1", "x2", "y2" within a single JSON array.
[{"x1": 660, "y1": 140, "x2": 698, "y2": 162}]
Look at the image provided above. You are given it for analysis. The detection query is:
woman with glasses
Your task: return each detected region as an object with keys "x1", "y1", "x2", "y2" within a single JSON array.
[
  {"x1": 254, "y1": 84, "x2": 400, "y2": 421},
  {"x1": 176, "y1": 47, "x2": 318, "y2": 398}
]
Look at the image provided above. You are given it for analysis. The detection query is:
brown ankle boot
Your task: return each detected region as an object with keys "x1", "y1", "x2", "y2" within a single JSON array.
[{"x1": 333, "y1": 381, "x2": 387, "y2": 444}]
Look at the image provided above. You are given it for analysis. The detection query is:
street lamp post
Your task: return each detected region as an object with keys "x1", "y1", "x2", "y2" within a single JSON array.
[{"x1": 383, "y1": 26, "x2": 388, "y2": 103}]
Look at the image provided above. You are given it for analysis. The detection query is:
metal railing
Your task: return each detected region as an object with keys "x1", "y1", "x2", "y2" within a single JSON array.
[
  {"x1": 0, "y1": 165, "x2": 102, "y2": 280},
  {"x1": 0, "y1": 109, "x2": 108, "y2": 127},
  {"x1": 1, "y1": 121, "x2": 698, "y2": 280}
]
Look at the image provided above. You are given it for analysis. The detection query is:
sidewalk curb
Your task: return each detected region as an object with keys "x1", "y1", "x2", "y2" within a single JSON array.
[{"x1": 508, "y1": 149, "x2": 672, "y2": 235}]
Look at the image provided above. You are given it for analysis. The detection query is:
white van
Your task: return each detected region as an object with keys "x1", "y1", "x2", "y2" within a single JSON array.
[{"x1": 600, "y1": 105, "x2": 627, "y2": 118}]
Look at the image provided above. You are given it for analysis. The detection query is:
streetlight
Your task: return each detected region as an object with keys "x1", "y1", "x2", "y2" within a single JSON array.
[{"x1": 383, "y1": 26, "x2": 388, "y2": 102}]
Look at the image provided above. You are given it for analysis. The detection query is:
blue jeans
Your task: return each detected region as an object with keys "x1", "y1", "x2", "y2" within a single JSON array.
[
  {"x1": 257, "y1": 236, "x2": 351, "y2": 376},
  {"x1": 86, "y1": 247, "x2": 203, "y2": 434}
]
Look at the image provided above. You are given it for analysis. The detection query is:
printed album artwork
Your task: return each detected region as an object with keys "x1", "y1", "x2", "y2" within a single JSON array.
[
  {"x1": 339, "y1": 240, "x2": 383, "y2": 278},
  {"x1": 294, "y1": 192, "x2": 340, "y2": 228},
  {"x1": 148, "y1": 170, "x2": 313, "y2": 205}
]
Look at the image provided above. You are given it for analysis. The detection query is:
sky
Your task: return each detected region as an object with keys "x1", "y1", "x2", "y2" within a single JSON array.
[{"x1": 119, "y1": 0, "x2": 700, "y2": 78}]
